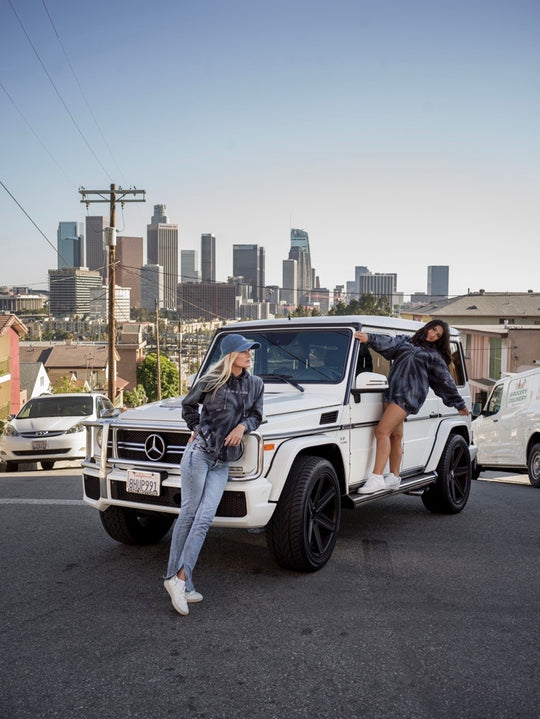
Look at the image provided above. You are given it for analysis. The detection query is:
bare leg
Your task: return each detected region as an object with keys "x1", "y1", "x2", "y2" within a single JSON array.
[{"x1": 373, "y1": 403, "x2": 407, "y2": 475}]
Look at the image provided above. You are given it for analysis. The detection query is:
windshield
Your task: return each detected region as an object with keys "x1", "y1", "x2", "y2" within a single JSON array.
[
  {"x1": 204, "y1": 329, "x2": 352, "y2": 384},
  {"x1": 17, "y1": 396, "x2": 94, "y2": 419}
]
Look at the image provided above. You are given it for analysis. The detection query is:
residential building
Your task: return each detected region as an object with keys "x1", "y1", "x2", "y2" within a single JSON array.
[
  {"x1": 57, "y1": 221, "x2": 84, "y2": 269},
  {"x1": 147, "y1": 205, "x2": 178, "y2": 310},
  {"x1": 201, "y1": 234, "x2": 216, "y2": 282},
  {"x1": 116, "y1": 323, "x2": 147, "y2": 392},
  {"x1": 117, "y1": 235, "x2": 143, "y2": 308},
  {"x1": 20, "y1": 362, "x2": 51, "y2": 401},
  {"x1": 401, "y1": 292, "x2": 540, "y2": 326},
  {"x1": 0, "y1": 314, "x2": 28, "y2": 420},
  {"x1": 48, "y1": 268, "x2": 102, "y2": 316},
  {"x1": 85, "y1": 216, "x2": 107, "y2": 279}
]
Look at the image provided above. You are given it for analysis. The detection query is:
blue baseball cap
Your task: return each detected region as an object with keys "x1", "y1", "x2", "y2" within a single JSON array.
[{"x1": 220, "y1": 334, "x2": 261, "y2": 356}]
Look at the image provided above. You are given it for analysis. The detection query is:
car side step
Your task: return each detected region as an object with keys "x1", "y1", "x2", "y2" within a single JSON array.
[{"x1": 343, "y1": 472, "x2": 438, "y2": 509}]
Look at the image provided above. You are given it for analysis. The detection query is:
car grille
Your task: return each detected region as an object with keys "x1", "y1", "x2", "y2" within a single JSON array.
[
  {"x1": 110, "y1": 481, "x2": 247, "y2": 516},
  {"x1": 109, "y1": 428, "x2": 191, "y2": 465},
  {"x1": 19, "y1": 431, "x2": 65, "y2": 438},
  {"x1": 13, "y1": 448, "x2": 71, "y2": 456}
]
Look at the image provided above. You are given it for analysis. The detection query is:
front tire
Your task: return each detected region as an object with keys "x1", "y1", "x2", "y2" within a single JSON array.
[
  {"x1": 527, "y1": 442, "x2": 540, "y2": 488},
  {"x1": 41, "y1": 461, "x2": 55, "y2": 471},
  {"x1": 266, "y1": 456, "x2": 341, "y2": 572},
  {"x1": 99, "y1": 506, "x2": 174, "y2": 545},
  {"x1": 422, "y1": 434, "x2": 471, "y2": 514}
]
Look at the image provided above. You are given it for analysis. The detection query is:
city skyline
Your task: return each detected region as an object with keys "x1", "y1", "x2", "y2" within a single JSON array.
[{"x1": 1, "y1": 1, "x2": 538, "y2": 297}]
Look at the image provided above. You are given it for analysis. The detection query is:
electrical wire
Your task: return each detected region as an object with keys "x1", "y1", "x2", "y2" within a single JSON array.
[{"x1": 7, "y1": 0, "x2": 112, "y2": 180}]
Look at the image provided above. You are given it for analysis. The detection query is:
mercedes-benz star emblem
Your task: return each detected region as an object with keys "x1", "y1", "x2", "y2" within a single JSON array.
[{"x1": 144, "y1": 433, "x2": 166, "y2": 462}]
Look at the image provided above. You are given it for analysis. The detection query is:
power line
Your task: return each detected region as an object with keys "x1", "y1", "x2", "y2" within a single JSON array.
[
  {"x1": 7, "y1": 0, "x2": 112, "y2": 179},
  {"x1": 39, "y1": 0, "x2": 124, "y2": 182}
]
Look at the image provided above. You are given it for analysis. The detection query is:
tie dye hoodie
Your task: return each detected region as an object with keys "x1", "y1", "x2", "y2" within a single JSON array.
[{"x1": 366, "y1": 334, "x2": 466, "y2": 415}]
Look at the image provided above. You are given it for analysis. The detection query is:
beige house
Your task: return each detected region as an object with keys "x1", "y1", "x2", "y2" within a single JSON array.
[{"x1": 401, "y1": 292, "x2": 540, "y2": 405}]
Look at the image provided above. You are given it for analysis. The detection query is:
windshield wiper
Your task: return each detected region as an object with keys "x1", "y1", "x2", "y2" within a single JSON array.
[{"x1": 258, "y1": 373, "x2": 304, "y2": 392}]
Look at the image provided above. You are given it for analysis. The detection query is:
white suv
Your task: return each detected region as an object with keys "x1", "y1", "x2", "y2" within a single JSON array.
[{"x1": 82, "y1": 316, "x2": 475, "y2": 571}]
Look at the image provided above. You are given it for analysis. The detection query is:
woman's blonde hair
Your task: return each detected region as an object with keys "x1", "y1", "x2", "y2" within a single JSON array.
[{"x1": 198, "y1": 351, "x2": 239, "y2": 395}]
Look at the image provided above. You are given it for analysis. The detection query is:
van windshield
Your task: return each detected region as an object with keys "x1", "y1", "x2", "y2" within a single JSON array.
[
  {"x1": 204, "y1": 329, "x2": 351, "y2": 384},
  {"x1": 17, "y1": 396, "x2": 94, "y2": 419}
]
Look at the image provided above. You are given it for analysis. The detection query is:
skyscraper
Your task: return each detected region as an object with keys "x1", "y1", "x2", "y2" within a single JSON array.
[
  {"x1": 201, "y1": 234, "x2": 216, "y2": 282},
  {"x1": 141, "y1": 264, "x2": 164, "y2": 313},
  {"x1": 85, "y1": 216, "x2": 107, "y2": 278},
  {"x1": 117, "y1": 236, "x2": 144, "y2": 308},
  {"x1": 181, "y1": 250, "x2": 201, "y2": 283},
  {"x1": 289, "y1": 228, "x2": 312, "y2": 304},
  {"x1": 48, "y1": 267, "x2": 102, "y2": 315},
  {"x1": 232, "y1": 244, "x2": 265, "y2": 301},
  {"x1": 427, "y1": 266, "x2": 449, "y2": 300},
  {"x1": 282, "y1": 258, "x2": 298, "y2": 305},
  {"x1": 57, "y1": 222, "x2": 84, "y2": 269},
  {"x1": 147, "y1": 204, "x2": 178, "y2": 310}
]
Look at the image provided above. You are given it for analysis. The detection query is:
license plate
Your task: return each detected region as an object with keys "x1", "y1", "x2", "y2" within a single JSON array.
[
  {"x1": 126, "y1": 469, "x2": 161, "y2": 496},
  {"x1": 32, "y1": 440, "x2": 47, "y2": 450}
]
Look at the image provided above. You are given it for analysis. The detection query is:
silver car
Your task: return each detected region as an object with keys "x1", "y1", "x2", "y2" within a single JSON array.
[{"x1": 0, "y1": 393, "x2": 114, "y2": 472}]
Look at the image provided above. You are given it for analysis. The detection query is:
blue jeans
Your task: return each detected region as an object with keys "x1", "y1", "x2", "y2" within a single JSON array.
[{"x1": 165, "y1": 438, "x2": 229, "y2": 592}]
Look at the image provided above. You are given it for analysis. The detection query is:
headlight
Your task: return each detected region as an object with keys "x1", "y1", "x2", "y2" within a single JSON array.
[
  {"x1": 66, "y1": 422, "x2": 85, "y2": 434},
  {"x1": 4, "y1": 424, "x2": 19, "y2": 437},
  {"x1": 95, "y1": 427, "x2": 103, "y2": 449}
]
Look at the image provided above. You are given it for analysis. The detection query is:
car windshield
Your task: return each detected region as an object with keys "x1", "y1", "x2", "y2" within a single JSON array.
[
  {"x1": 17, "y1": 396, "x2": 94, "y2": 419},
  {"x1": 204, "y1": 329, "x2": 351, "y2": 384}
]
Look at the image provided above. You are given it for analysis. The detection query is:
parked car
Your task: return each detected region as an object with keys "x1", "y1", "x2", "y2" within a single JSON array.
[
  {"x1": 82, "y1": 316, "x2": 476, "y2": 572},
  {"x1": 0, "y1": 393, "x2": 114, "y2": 472},
  {"x1": 472, "y1": 367, "x2": 540, "y2": 487}
]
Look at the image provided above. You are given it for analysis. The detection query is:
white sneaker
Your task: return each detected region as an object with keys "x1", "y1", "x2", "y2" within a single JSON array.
[
  {"x1": 384, "y1": 473, "x2": 401, "y2": 490},
  {"x1": 357, "y1": 474, "x2": 385, "y2": 494},
  {"x1": 164, "y1": 576, "x2": 189, "y2": 615},
  {"x1": 186, "y1": 589, "x2": 203, "y2": 603}
]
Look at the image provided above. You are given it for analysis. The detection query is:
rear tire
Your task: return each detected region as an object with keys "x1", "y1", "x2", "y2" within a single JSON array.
[
  {"x1": 422, "y1": 434, "x2": 471, "y2": 514},
  {"x1": 5, "y1": 461, "x2": 18, "y2": 472},
  {"x1": 527, "y1": 442, "x2": 540, "y2": 488},
  {"x1": 99, "y1": 506, "x2": 174, "y2": 545},
  {"x1": 266, "y1": 456, "x2": 341, "y2": 572}
]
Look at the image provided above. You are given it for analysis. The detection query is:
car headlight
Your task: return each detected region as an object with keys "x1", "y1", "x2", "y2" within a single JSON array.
[
  {"x1": 66, "y1": 422, "x2": 85, "y2": 434},
  {"x1": 95, "y1": 427, "x2": 103, "y2": 449},
  {"x1": 4, "y1": 424, "x2": 19, "y2": 437}
]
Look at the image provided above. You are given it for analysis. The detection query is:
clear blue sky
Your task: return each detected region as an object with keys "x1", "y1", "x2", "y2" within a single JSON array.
[{"x1": 1, "y1": 0, "x2": 539, "y2": 298}]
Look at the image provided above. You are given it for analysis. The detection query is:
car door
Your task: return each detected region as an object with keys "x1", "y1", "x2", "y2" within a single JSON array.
[{"x1": 474, "y1": 383, "x2": 506, "y2": 463}]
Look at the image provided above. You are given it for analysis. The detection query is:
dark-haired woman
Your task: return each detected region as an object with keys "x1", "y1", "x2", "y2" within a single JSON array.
[{"x1": 354, "y1": 320, "x2": 469, "y2": 494}]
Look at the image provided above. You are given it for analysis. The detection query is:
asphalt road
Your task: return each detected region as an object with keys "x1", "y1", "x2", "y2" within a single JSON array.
[{"x1": 1, "y1": 464, "x2": 538, "y2": 719}]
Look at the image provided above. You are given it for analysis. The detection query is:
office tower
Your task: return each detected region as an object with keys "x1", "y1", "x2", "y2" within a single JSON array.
[
  {"x1": 85, "y1": 216, "x2": 107, "y2": 278},
  {"x1": 117, "y1": 236, "x2": 143, "y2": 308},
  {"x1": 201, "y1": 234, "x2": 216, "y2": 282},
  {"x1": 352, "y1": 266, "x2": 370, "y2": 297},
  {"x1": 48, "y1": 267, "x2": 102, "y2": 315},
  {"x1": 358, "y1": 272, "x2": 397, "y2": 299},
  {"x1": 181, "y1": 250, "x2": 201, "y2": 283},
  {"x1": 89, "y1": 285, "x2": 131, "y2": 322},
  {"x1": 282, "y1": 258, "x2": 298, "y2": 305},
  {"x1": 57, "y1": 222, "x2": 84, "y2": 269},
  {"x1": 427, "y1": 265, "x2": 449, "y2": 300},
  {"x1": 232, "y1": 244, "x2": 265, "y2": 302},
  {"x1": 288, "y1": 229, "x2": 312, "y2": 304},
  {"x1": 177, "y1": 282, "x2": 236, "y2": 321},
  {"x1": 147, "y1": 204, "x2": 178, "y2": 310},
  {"x1": 141, "y1": 264, "x2": 164, "y2": 313}
]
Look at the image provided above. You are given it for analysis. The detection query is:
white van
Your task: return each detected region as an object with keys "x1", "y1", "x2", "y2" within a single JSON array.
[{"x1": 472, "y1": 367, "x2": 540, "y2": 487}]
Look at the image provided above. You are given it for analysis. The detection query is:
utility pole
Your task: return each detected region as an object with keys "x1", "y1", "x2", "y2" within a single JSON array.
[
  {"x1": 155, "y1": 298, "x2": 162, "y2": 401},
  {"x1": 79, "y1": 184, "x2": 145, "y2": 402}
]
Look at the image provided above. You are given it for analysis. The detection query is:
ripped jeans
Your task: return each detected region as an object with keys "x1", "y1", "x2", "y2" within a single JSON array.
[{"x1": 165, "y1": 437, "x2": 229, "y2": 592}]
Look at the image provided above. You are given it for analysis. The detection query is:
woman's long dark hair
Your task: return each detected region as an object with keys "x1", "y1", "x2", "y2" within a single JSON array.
[{"x1": 411, "y1": 319, "x2": 452, "y2": 365}]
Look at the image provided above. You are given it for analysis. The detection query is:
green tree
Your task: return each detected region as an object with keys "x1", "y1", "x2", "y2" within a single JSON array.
[
  {"x1": 329, "y1": 294, "x2": 392, "y2": 317},
  {"x1": 290, "y1": 304, "x2": 309, "y2": 317},
  {"x1": 137, "y1": 352, "x2": 179, "y2": 401},
  {"x1": 51, "y1": 375, "x2": 84, "y2": 394},
  {"x1": 123, "y1": 384, "x2": 148, "y2": 408}
]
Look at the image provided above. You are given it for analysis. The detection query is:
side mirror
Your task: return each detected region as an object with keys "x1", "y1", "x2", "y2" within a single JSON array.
[{"x1": 472, "y1": 402, "x2": 483, "y2": 418}]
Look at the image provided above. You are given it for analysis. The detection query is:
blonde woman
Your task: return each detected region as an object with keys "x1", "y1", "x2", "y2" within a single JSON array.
[{"x1": 164, "y1": 334, "x2": 263, "y2": 615}]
